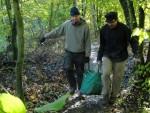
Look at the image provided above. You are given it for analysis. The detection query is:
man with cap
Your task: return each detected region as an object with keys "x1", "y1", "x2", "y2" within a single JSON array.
[
  {"x1": 40, "y1": 7, "x2": 91, "y2": 95},
  {"x1": 97, "y1": 11, "x2": 138, "y2": 105}
]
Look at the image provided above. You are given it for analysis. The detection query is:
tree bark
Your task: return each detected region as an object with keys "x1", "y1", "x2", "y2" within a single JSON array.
[
  {"x1": 48, "y1": 2, "x2": 54, "y2": 31},
  {"x1": 139, "y1": 7, "x2": 145, "y2": 28},
  {"x1": 90, "y1": 1, "x2": 97, "y2": 38},
  {"x1": 147, "y1": 42, "x2": 150, "y2": 63},
  {"x1": 139, "y1": 6, "x2": 145, "y2": 63},
  {"x1": 128, "y1": 0, "x2": 137, "y2": 29},
  {"x1": 81, "y1": 0, "x2": 86, "y2": 17},
  {"x1": 73, "y1": 0, "x2": 77, "y2": 7},
  {"x1": 12, "y1": 0, "x2": 25, "y2": 102},
  {"x1": 119, "y1": 0, "x2": 131, "y2": 28},
  {"x1": 5, "y1": 0, "x2": 18, "y2": 61},
  {"x1": 12, "y1": 17, "x2": 18, "y2": 60},
  {"x1": 5, "y1": 0, "x2": 12, "y2": 26},
  {"x1": 96, "y1": 0, "x2": 102, "y2": 30}
]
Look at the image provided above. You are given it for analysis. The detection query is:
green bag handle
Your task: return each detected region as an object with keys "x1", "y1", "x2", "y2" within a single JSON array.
[{"x1": 87, "y1": 62, "x2": 102, "y2": 73}]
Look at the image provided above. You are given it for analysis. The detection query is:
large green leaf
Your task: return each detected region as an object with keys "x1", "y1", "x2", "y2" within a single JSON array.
[
  {"x1": 0, "y1": 93, "x2": 26, "y2": 113},
  {"x1": 34, "y1": 92, "x2": 71, "y2": 113}
]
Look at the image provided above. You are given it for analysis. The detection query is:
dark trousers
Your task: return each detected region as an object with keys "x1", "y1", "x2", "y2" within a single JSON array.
[{"x1": 63, "y1": 50, "x2": 85, "y2": 91}]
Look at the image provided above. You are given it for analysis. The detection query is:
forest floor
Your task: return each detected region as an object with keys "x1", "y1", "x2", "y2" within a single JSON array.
[{"x1": 0, "y1": 41, "x2": 149, "y2": 113}]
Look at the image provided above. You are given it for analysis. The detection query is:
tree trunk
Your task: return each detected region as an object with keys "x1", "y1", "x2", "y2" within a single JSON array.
[
  {"x1": 96, "y1": 0, "x2": 102, "y2": 30},
  {"x1": 12, "y1": 0, "x2": 25, "y2": 102},
  {"x1": 119, "y1": 0, "x2": 131, "y2": 28},
  {"x1": 147, "y1": 42, "x2": 150, "y2": 63},
  {"x1": 90, "y1": 1, "x2": 97, "y2": 38},
  {"x1": 81, "y1": 0, "x2": 86, "y2": 17},
  {"x1": 5, "y1": 0, "x2": 12, "y2": 26},
  {"x1": 73, "y1": 0, "x2": 77, "y2": 7},
  {"x1": 5, "y1": 0, "x2": 18, "y2": 61},
  {"x1": 48, "y1": 2, "x2": 54, "y2": 31},
  {"x1": 139, "y1": 6, "x2": 145, "y2": 63},
  {"x1": 128, "y1": 0, "x2": 137, "y2": 29},
  {"x1": 139, "y1": 7, "x2": 145, "y2": 28},
  {"x1": 12, "y1": 17, "x2": 18, "y2": 60},
  {"x1": 119, "y1": 0, "x2": 138, "y2": 29}
]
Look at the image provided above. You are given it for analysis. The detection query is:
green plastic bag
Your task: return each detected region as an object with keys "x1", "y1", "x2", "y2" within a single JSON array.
[
  {"x1": 80, "y1": 65, "x2": 102, "y2": 95},
  {"x1": 34, "y1": 92, "x2": 71, "y2": 113}
]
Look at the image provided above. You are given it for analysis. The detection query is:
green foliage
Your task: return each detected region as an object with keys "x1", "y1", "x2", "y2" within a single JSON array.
[
  {"x1": 0, "y1": 36, "x2": 8, "y2": 53},
  {"x1": 132, "y1": 28, "x2": 150, "y2": 44},
  {"x1": 134, "y1": 63, "x2": 150, "y2": 92},
  {"x1": 0, "y1": 93, "x2": 26, "y2": 113},
  {"x1": 143, "y1": 108, "x2": 150, "y2": 113},
  {"x1": 21, "y1": 0, "x2": 71, "y2": 51},
  {"x1": 85, "y1": 0, "x2": 125, "y2": 27},
  {"x1": 0, "y1": 2, "x2": 11, "y2": 36},
  {"x1": 127, "y1": 63, "x2": 150, "y2": 112},
  {"x1": 34, "y1": 92, "x2": 71, "y2": 113}
]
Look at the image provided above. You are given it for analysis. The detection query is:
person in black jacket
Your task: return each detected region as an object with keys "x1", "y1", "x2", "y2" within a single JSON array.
[{"x1": 97, "y1": 11, "x2": 139, "y2": 105}]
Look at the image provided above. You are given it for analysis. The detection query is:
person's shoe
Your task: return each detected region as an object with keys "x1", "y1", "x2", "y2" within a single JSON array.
[
  {"x1": 72, "y1": 90, "x2": 82, "y2": 99},
  {"x1": 68, "y1": 90, "x2": 84, "y2": 101}
]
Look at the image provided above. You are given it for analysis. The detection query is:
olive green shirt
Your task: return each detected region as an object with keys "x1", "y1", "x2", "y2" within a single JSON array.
[{"x1": 44, "y1": 18, "x2": 91, "y2": 57}]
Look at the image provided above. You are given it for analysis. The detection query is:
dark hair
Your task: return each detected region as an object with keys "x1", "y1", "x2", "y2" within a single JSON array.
[
  {"x1": 70, "y1": 7, "x2": 80, "y2": 16},
  {"x1": 105, "y1": 12, "x2": 118, "y2": 22}
]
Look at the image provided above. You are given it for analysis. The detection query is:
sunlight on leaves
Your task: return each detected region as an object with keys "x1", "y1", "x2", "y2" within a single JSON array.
[
  {"x1": 132, "y1": 28, "x2": 150, "y2": 44},
  {"x1": 0, "y1": 93, "x2": 26, "y2": 113}
]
